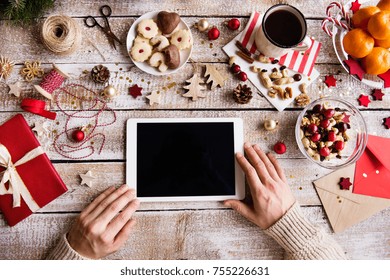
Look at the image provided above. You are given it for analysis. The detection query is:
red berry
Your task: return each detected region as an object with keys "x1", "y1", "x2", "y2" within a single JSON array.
[
  {"x1": 72, "y1": 129, "x2": 85, "y2": 142},
  {"x1": 320, "y1": 147, "x2": 331, "y2": 157},
  {"x1": 311, "y1": 133, "x2": 321, "y2": 142},
  {"x1": 238, "y1": 71, "x2": 248, "y2": 81},
  {"x1": 231, "y1": 64, "x2": 241, "y2": 74},
  {"x1": 327, "y1": 131, "x2": 336, "y2": 142},
  {"x1": 274, "y1": 142, "x2": 286, "y2": 154},
  {"x1": 323, "y1": 108, "x2": 335, "y2": 119},
  {"x1": 227, "y1": 18, "x2": 240, "y2": 30},
  {"x1": 337, "y1": 122, "x2": 349, "y2": 133},
  {"x1": 208, "y1": 27, "x2": 220, "y2": 40},
  {"x1": 320, "y1": 119, "x2": 330, "y2": 128},
  {"x1": 307, "y1": 123, "x2": 318, "y2": 134},
  {"x1": 334, "y1": 141, "x2": 345, "y2": 150},
  {"x1": 313, "y1": 104, "x2": 322, "y2": 113}
]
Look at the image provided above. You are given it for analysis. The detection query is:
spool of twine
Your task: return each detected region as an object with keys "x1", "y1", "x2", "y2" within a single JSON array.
[
  {"x1": 34, "y1": 64, "x2": 69, "y2": 100},
  {"x1": 41, "y1": 15, "x2": 82, "y2": 55}
]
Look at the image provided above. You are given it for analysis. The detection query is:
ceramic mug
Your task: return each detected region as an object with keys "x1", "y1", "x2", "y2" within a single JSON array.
[{"x1": 255, "y1": 4, "x2": 312, "y2": 57}]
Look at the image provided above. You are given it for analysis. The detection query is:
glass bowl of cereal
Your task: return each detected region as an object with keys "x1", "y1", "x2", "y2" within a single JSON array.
[{"x1": 295, "y1": 97, "x2": 368, "y2": 169}]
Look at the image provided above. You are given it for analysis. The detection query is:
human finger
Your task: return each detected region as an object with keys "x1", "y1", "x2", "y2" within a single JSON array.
[
  {"x1": 243, "y1": 143, "x2": 272, "y2": 185},
  {"x1": 80, "y1": 186, "x2": 116, "y2": 218},
  {"x1": 107, "y1": 198, "x2": 140, "y2": 237},
  {"x1": 113, "y1": 219, "x2": 137, "y2": 250},
  {"x1": 95, "y1": 189, "x2": 136, "y2": 226},
  {"x1": 267, "y1": 153, "x2": 287, "y2": 183},
  {"x1": 253, "y1": 144, "x2": 280, "y2": 182},
  {"x1": 236, "y1": 152, "x2": 265, "y2": 197},
  {"x1": 224, "y1": 200, "x2": 257, "y2": 224},
  {"x1": 86, "y1": 184, "x2": 132, "y2": 222}
]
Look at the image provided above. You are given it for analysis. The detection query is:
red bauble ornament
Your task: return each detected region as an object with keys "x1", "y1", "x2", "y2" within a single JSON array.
[
  {"x1": 238, "y1": 71, "x2": 248, "y2": 81},
  {"x1": 227, "y1": 18, "x2": 240, "y2": 30},
  {"x1": 274, "y1": 142, "x2": 286, "y2": 154},
  {"x1": 208, "y1": 27, "x2": 220, "y2": 40},
  {"x1": 72, "y1": 129, "x2": 85, "y2": 142}
]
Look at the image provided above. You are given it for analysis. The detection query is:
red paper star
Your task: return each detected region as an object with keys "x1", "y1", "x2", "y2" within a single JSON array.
[
  {"x1": 324, "y1": 75, "x2": 337, "y2": 87},
  {"x1": 358, "y1": 94, "x2": 371, "y2": 107},
  {"x1": 372, "y1": 89, "x2": 384, "y2": 101},
  {"x1": 342, "y1": 113, "x2": 351, "y2": 124},
  {"x1": 350, "y1": 0, "x2": 361, "y2": 13},
  {"x1": 344, "y1": 58, "x2": 365, "y2": 80},
  {"x1": 339, "y1": 177, "x2": 353, "y2": 190},
  {"x1": 129, "y1": 84, "x2": 143, "y2": 98},
  {"x1": 378, "y1": 70, "x2": 390, "y2": 88},
  {"x1": 383, "y1": 117, "x2": 390, "y2": 129}
]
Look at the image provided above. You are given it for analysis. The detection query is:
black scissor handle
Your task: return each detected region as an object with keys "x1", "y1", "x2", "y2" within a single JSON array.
[
  {"x1": 100, "y1": 5, "x2": 112, "y2": 17},
  {"x1": 84, "y1": 16, "x2": 98, "y2": 28}
]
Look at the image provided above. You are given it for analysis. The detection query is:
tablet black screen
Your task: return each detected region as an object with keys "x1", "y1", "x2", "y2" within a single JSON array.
[{"x1": 136, "y1": 122, "x2": 235, "y2": 197}]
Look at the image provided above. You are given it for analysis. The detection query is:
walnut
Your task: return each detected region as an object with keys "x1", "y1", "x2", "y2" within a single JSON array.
[
  {"x1": 268, "y1": 85, "x2": 283, "y2": 98},
  {"x1": 295, "y1": 93, "x2": 310, "y2": 107}
]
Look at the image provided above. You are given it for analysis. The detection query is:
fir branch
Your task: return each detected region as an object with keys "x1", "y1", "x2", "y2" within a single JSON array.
[{"x1": 1, "y1": 0, "x2": 55, "y2": 24}]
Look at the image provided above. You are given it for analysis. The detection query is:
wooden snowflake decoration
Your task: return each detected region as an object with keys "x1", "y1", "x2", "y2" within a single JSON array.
[
  {"x1": 182, "y1": 73, "x2": 206, "y2": 101},
  {"x1": 204, "y1": 65, "x2": 227, "y2": 90}
]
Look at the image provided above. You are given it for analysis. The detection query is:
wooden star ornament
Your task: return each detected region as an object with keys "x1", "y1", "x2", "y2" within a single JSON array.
[
  {"x1": 383, "y1": 117, "x2": 390, "y2": 129},
  {"x1": 7, "y1": 82, "x2": 22, "y2": 97},
  {"x1": 372, "y1": 89, "x2": 384, "y2": 101},
  {"x1": 129, "y1": 84, "x2": 143, "y2": 98},
  {"x1": 324, "y1": 75, "x2": 337, "y2": 87},
  {"x1": 339, "y1": 177, "x2": 353, "y2": 190},
  {"x1": 344, "y1": 58, "x2": 365, "y2": 80},
  {"x1": 146, "y1": 90, "x2": 161, "y2": 105},
  {"x1": 350, "y1": 0, "x2": 361, "y2": 13},
  {"x1": 80, "y1": 171, "x2": 96, "y2": 187},
  {"x1": 358, "y1": 94, "x2": 371, "y2": 107},
  {"x1": 32, "y1": 121, "x2": 48, "y2": 136}
]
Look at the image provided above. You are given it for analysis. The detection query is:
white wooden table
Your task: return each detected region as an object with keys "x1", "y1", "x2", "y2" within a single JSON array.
[{"x1": 0, "y1": 0, "x2": 389, "y2": 260}]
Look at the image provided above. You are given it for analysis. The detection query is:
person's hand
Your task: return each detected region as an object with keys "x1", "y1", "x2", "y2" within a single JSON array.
[
  {"x1": 66, "y1": 184, "x2": 140, "y2": 259},
  {"x1": 224, "y1": 143, "x2": 295, "y2": 229}
]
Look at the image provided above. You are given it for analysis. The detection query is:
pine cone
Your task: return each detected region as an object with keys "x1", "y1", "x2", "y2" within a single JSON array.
[
  {"x1": 91, "y1": 65, "x2": 110, "y2": 84},
  {"x1": 233, "y1": 84, "x2": 253, "y2": 104}
]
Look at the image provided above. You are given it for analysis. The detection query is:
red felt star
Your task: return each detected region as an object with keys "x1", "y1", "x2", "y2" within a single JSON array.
[
  {"x1": 129, "y1": 84, "x2": 143, "y2": 98},
  {"x1": 339, "y1": 177, "x2": 353, "y2": 190},
  {"x1": 372, "y1": 89, "x2": 385, "y2": 101},
  {"x1": 358, "y1": 94, "x2": 371, "y2": 107},
  {"x1": 344, "y1": 58, "x2": 365, "y2": 80},
  {"x1": 383, "y1": 117, "x2": 390, "y2": 129},
  {"x1": 342, "y1": 113, "x2": 351, "y2": 124},
  {"x1": 324, "y1": 75, "x2": 337, "y2": 87},
  {"x1": 350, "y1": 0, "x2": 361, "y2": 13},
  {"x1": 378, "y1": 70, "x2": 390, "y2": 88}
]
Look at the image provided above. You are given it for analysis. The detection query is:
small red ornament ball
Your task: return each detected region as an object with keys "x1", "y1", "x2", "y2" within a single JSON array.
[
  {"x1": 72, "y1": 129, "x2": 85, "y2": 142},
  {"x1": 208, "y1": 27, "x2": 220, "y2": 40},
  {"x1": 238, "y1": 71, "x2": 248, "y2": 81},
  {"x1": 227, "y1": 18, "x2": 240, "y2": 30},
  {"x1": 231, "y1": 64, "x2": 241, "y2": 74},
  {"x1": 274, "y1": 142, "x2": 286, "y2": 154}
]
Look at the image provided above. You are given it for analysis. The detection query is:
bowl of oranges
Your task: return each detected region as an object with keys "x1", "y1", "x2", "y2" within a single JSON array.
[{"x1": 331, "y1": 0, "x2": 390, "y2": 88}]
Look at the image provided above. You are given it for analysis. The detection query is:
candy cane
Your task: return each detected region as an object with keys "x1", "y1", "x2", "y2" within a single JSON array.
[
  {"x1": 322, "y1": 17, "x2": 350, "y2": 37},
  {"x1": 326, "y1": 1, "x2": 351, "y2": 26}
]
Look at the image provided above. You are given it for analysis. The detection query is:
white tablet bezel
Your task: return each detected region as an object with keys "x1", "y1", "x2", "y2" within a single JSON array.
[{"x1": 126, "y1": 118, "x2": 245, "y2": 202}]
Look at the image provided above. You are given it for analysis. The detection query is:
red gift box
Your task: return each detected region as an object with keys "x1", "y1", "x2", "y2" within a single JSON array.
[{"x1": 0, "y1": 114, "x2": 67, "y2": 227}]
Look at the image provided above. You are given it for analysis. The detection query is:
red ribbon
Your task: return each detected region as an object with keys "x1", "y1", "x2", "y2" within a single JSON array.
[{"x1": 20, "y1": 98, "x2": 57, "y2": 120}]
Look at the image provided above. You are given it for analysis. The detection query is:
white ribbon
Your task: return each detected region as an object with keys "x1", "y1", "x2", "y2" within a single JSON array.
[{"x1": 0, "y1": 143, "x2": 44, "y2": 212}]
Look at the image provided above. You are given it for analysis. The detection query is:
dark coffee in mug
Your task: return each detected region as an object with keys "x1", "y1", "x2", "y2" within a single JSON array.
[{"x1": 264, "y1": 9, "x2": 304, "y2": 47}]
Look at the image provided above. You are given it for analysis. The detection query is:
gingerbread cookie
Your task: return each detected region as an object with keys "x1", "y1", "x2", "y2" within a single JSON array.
[
  {"x1": 170, "y1": 29, "x2": 192, "y2": 50},
  {"x1": 137, "y1": 19, "x2": 158, "y2": 39},
  {"x1": 130, "y1": 42, "x2": 153, "y2": 62}
]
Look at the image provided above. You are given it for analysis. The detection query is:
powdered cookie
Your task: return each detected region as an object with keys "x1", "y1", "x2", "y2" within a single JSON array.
[
  {"x1": 130, "y1": 42, "x2": 153, "y2": 62},
  {"x1": 134, "y1": 35, "x2": 150, "y2": 45},
  {"x1": 170, "y1": 29, "x2": 191, "y2": 50},
  {"x1": 150, "y1": 35, "x2": 170, "y2": 51},
  {"x1": 149, "y1": 52, "x2": 168, "y2": 72},
  {"x1": 137, "y1": 19, "x2": 158, "y2": 39}
]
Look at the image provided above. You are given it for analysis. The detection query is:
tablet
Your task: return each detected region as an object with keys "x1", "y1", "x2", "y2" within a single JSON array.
[{"x1": 126, "y1": 118, "x2": 245, "y2": 202}]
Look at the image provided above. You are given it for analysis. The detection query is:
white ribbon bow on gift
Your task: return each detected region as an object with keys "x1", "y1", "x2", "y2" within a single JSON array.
[{"x1": 0, "y1": 143, "x2": 44, "y2": 212}]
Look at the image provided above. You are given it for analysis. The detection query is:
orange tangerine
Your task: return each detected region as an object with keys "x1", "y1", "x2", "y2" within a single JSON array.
[
  {"x1": 377, "y1": 0, "x2": 390, "y2": 11},
  {"x1": 375, "y1": 37, "x2": 390, "y2": 48},
  {"x1": 343, "y1": 28, "x2": 374, "y2": 58},
  {"x1": 352, "y1": 6, "x2": 380, "y2": 29},
  {"x1": 362, "y1": 47, "x2": 390, "y2": 75},
  {"x1": 367, "y1": 11, "x2": 390, "y2": 40}
]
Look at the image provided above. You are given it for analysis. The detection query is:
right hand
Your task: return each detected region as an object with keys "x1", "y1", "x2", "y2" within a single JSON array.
[
  {"x1": 66, "y1": 184, "x2": 140, "y2": 259},
  {"x1": 224, "y1": 143, "x2": 296, "y2": 229}
]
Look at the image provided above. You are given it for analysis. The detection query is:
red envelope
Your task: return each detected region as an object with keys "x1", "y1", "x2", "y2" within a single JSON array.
[{"x1": 353, "y1": 135, "x2": 390, "y2": 199}]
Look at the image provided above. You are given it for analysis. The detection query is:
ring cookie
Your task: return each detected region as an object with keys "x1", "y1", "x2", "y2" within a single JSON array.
[
  {"x1": 134, "y1": 35, "x2": 150, "y2": 45},
  {"x1": 137, "y1": 19, "x2": 159, "y2": 39},
  {"x1": 170, "y1": 29, "x2": 192, "y2": 50},
  {"x1": 130, "y1": 42, "x2": 153, "y2": 62}
]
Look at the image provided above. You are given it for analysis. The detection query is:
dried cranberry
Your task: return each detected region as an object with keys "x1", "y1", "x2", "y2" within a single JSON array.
[
  {"x1": 327, "y1": 131, "x2": 336, "y2": 142},
  {"x1": 320, "y1": 119, "x2": 330, "y2": 128},
  {"x1": 334, "y1": 141, "x2": 345, "y2": 150},
  {"x1": 337, "y1": 122, "x2": 348, "y2": 132},
  {"x1": 323, "y1": 108, "x2": 335, "y2": 119},
  {"x1": 320, "y1": 147, "x2": 331, "y2": 157},
  {"x1": 312, "y1": 104, "x2": 322, "y2": 113},
  {"x1": 307, "y1": 123, "x2": 318, "y2": 134},
  {"x1": 311, "y1": 133, "x2": 321, "y2": 142}
]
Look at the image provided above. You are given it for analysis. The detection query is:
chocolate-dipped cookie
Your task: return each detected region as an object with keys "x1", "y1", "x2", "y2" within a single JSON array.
[
  {"x1": 163, "y1": 45, "x2": 180, "y2": 69},
  {"x1": 157, "y1": 11, "x2": 180, "y2": 35}
]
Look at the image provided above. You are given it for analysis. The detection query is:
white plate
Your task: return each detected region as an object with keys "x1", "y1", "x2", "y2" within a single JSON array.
[{"x1": 126, "y1": 11, "x2": 193, "y2": 76}]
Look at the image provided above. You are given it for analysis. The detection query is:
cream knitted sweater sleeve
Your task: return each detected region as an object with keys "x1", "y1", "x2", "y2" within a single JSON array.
[
  {"x1": 46, "y1": 202, "x2": 346, "y2": 260},
  {"x1": 265, "y1": 202, "x2": 347, "y2": 260}
]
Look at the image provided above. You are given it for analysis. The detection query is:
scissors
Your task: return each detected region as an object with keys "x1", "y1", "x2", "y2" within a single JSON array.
[{"x1": 84, "y1": 5, "x2": 122, "y2": 50}]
